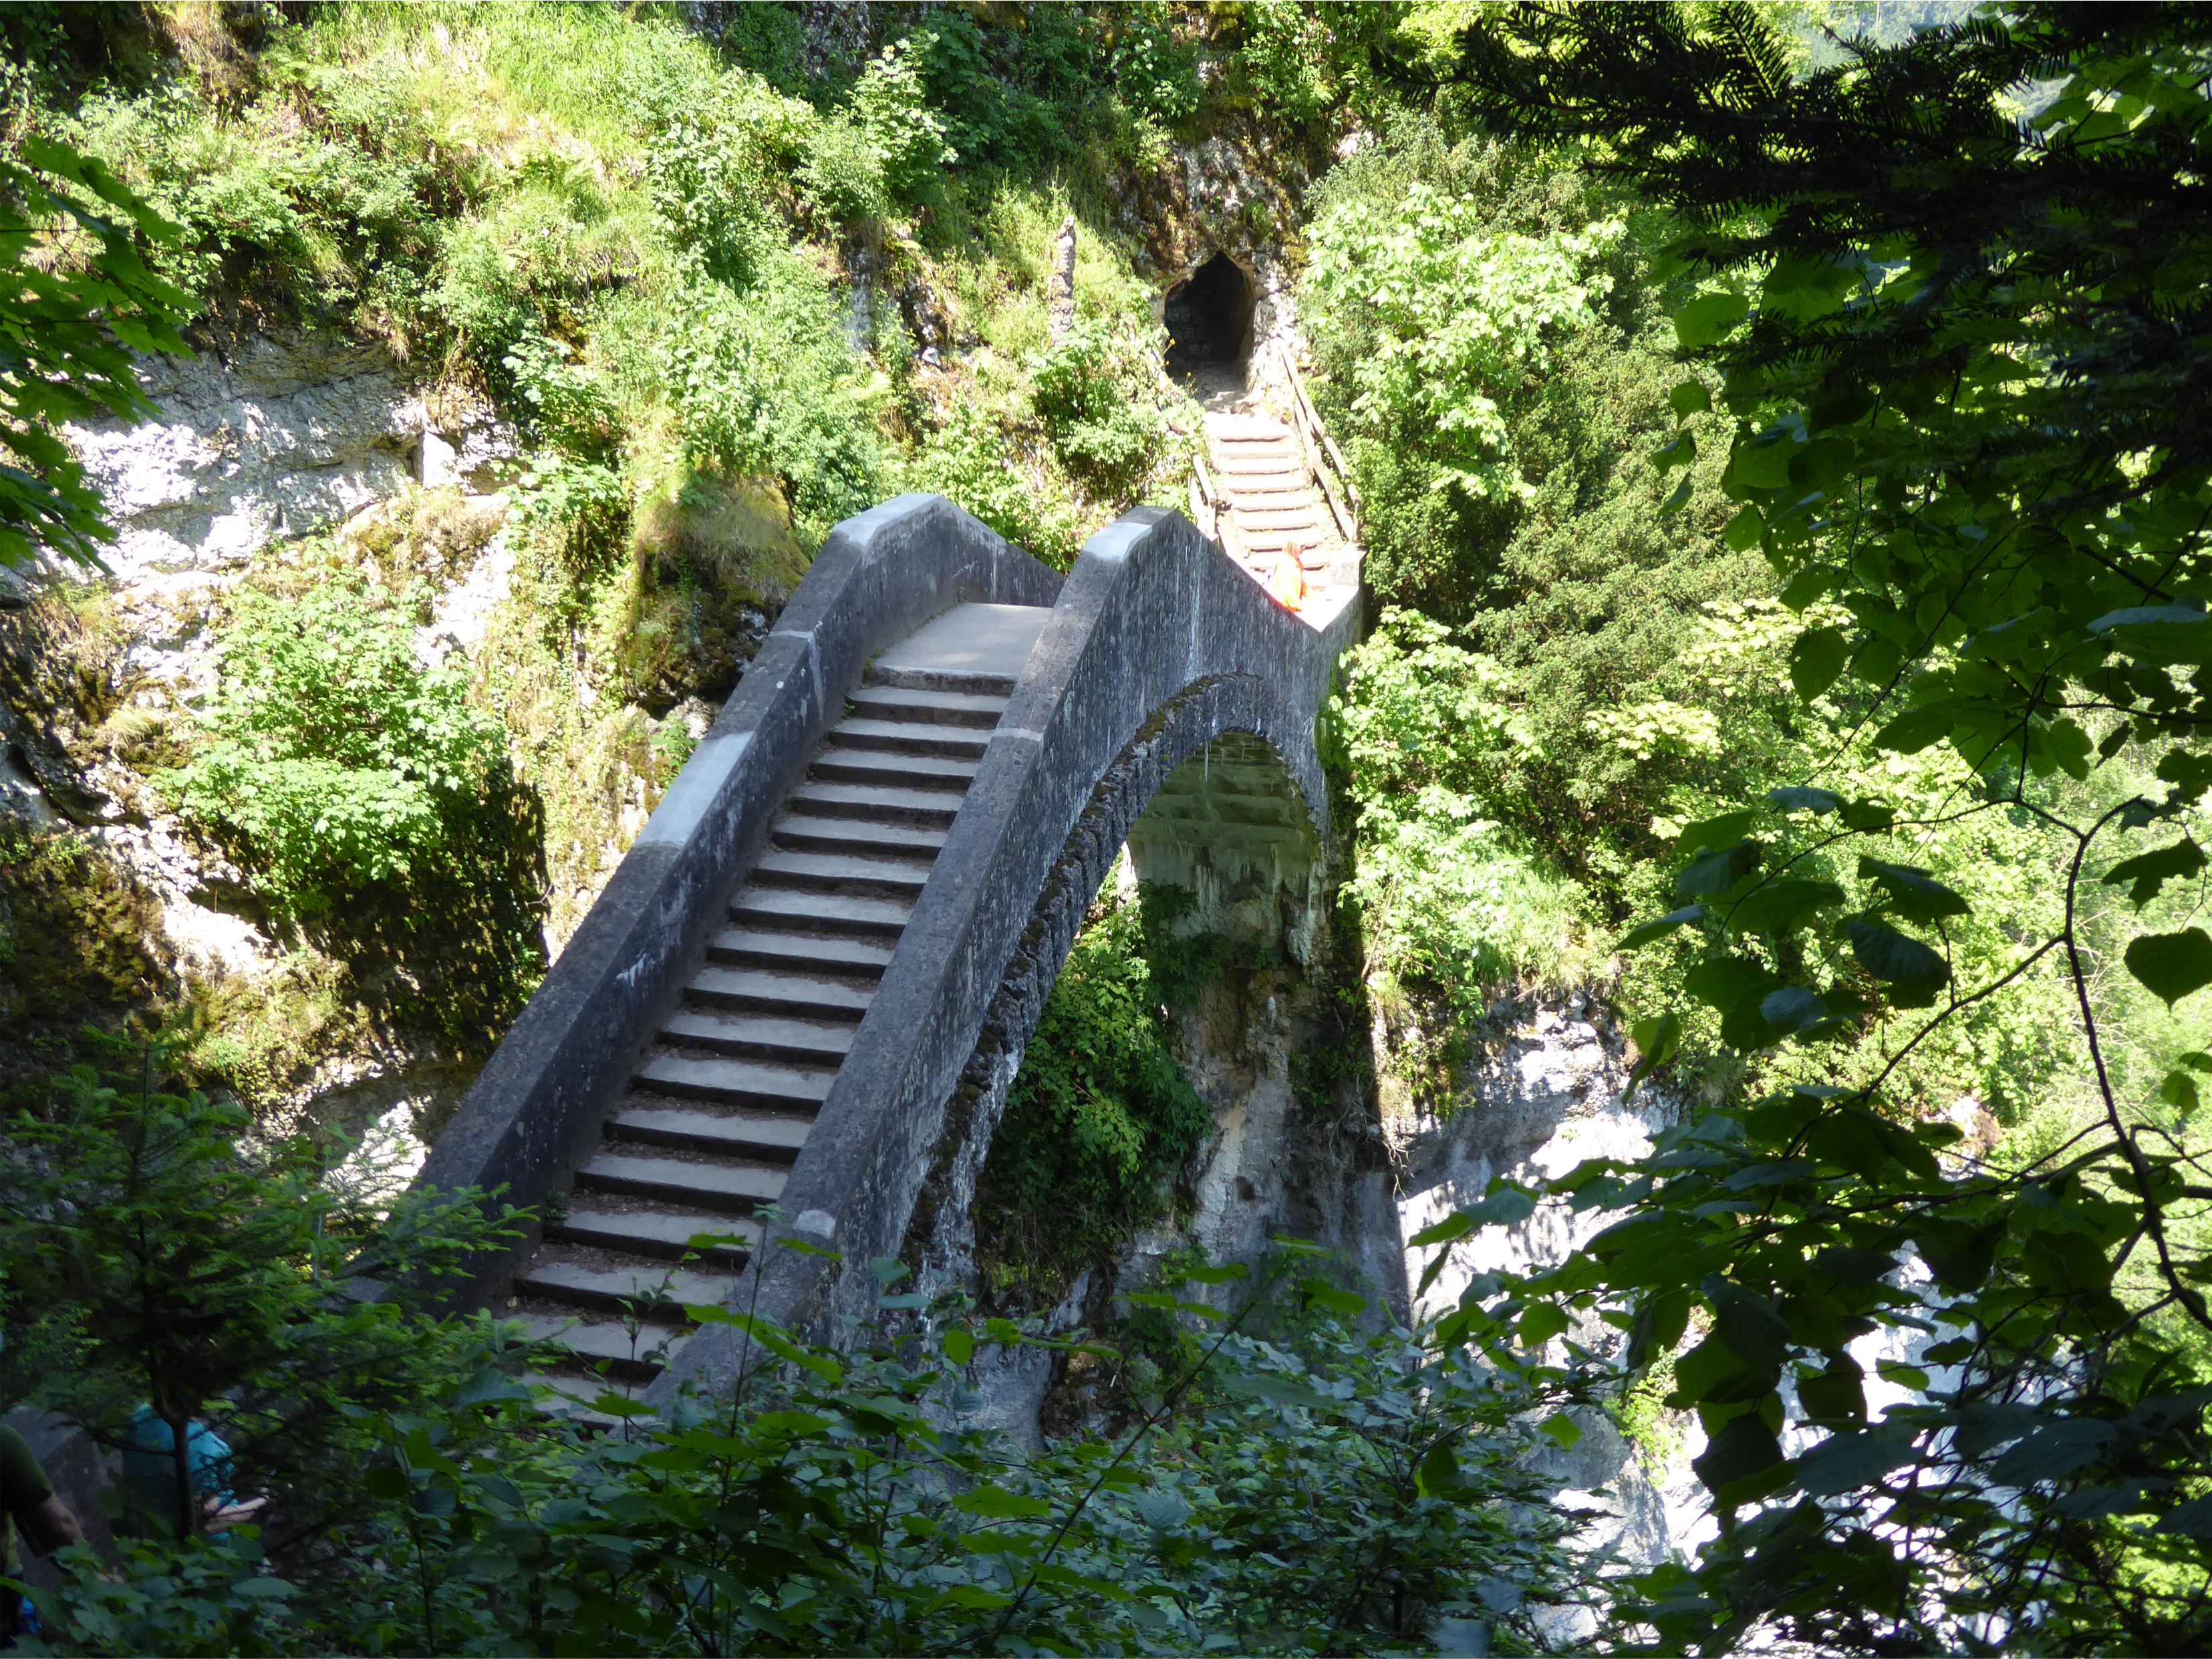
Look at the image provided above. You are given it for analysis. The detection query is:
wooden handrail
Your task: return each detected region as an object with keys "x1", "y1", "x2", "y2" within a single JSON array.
[
  {"x1": 1283, "y1": 357, "x2": 1361, "y2": 547},
  {"x1": 1286, "y1": 357, "x2": 1359, "y2": 514}
]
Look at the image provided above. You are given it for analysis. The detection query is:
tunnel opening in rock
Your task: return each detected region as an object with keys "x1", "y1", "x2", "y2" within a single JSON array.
[{"x1": 1163, "y1": 252, "x2": 1257, "y2": 392}]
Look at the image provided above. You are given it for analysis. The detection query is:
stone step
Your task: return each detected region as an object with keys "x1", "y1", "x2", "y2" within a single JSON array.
[
  {"x1": 635, "y1": 1050, "x2": 835, "y2": 1108},
  {"x1": 1238, "y1": 504, "x2": 1318, "y2": 529},
  {"x1": 527, "y1": 1370, "x2": 632, "y2": 1424},
  {"x1": 789, "y1": 778, "x2": 966, "y2": 828},
  {"x1": 518, "y1": 1251, "x2": 740, "y2": 1315},
  {"x1": 1239, "y1": 531, "x2": 1337, "y2": 557},
  {"x1": 752, "y1": 847, "x2": 933, "y2": 899},
  {"x1": 1209, "y1": 414, "x2": 1294, "y2": 440},
  {"x1": 707, "y1": 927, "x2": 896, "y2": 975},
  {"x1": 610, "y1": 1100, "x2": 814, "y2": 1162},
  {"x1": 809, "y1": 748, "x2": 980, "y2": 790},
  {"x1": 550, "y1": 1203, "x2": 761, "y2": 1263},
  {"x1": 773, "y1": 812, "x2": 948, "y2": 858},
  {"x1": 515, "y1": 1310, "x2": 690, "y2": 1383},
  {"x1": 1216, "y1": 445, "x2": 1302, "y2": 466},
  {"x1": 1223, "y1": 474, "x2": 1310, "y2": 496},
  {"x1": 827, "y1": 718, "x2": 992, "y2": 760},
  {"x1": 729, "y1": 885, "x2": 914, "y2": 939},
  {"x1": 845, "y1": 685, "x2": 1009, "y2": 729},
  {"x1": 577, "y1": 1149, "x2": 787, "y2": 1212},
  {"x1": 686, "y1": 965, "x2": 876, "y2": 1018},
  {"x1": 659, "y1": 1006, "x2": 856, "y2": 1063}
]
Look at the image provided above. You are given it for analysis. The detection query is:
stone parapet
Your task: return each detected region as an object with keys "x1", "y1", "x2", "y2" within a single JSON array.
[{"x1": 407, "y1": 496, "x2": 1060, "y2": 1312}]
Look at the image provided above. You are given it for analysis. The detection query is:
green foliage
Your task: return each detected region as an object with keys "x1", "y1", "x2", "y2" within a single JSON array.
[
  {"x1": 1423, "y1": 6, "x2": 2212, "y2": 1650},
  {"x1": 1334, "y1": 609, "x2": 1584, "y2": 1010},
  {"x1": 654, "y1": 262, "x2": 885, "y2": 545},
  {"x1": 903, "y1": 11, "x2": 1087, "y2": 175},
  {"x1": 163, "y1": 575, "x2": 509, "y2": 919},
  {"x1": 718, "y1": 2, "x2": 809, "y2": 96},
  {"x1": 0, "y1": 132, "x2": 193, "y2": 566},
  {"x1": 900, "y1": 402, "x2": 1086, "y2": 569},
  {"x1": 1234, "y1": 1, "x2": 1335, "y2": 126},
  {"x1": 1028, "y1": 316, "x2": 1173, "y2": 499},
  {"x1": 1306, "y1": 178, "x2": 1621, "y2": 510},
  {"x1": 1104, "y1": 2, "x2": 1204, "y2": 132},
  {"x1": 0, "y1": 822, "x2": 172, "y2": 1086},
  {"x1": 644, "y1": 77, "x2": 802, "y2": 286},
  {"x1": 0, "y1": 1040, "x2": 519, "y2": 1543},
  {"x1": 29, "y1": 1242, "x2": 1590, "y2": 1657},
  {"x1": 848, "y1": 35, "x2": 957, "y2": 206},
  {"x1": 980, "y1": 893, "x2": 1215, "y2": 1296}
]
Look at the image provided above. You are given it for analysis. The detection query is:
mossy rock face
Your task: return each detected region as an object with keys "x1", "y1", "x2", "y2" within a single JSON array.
[
  {"x1": 0, "y1": 595, "x2": 130, "y2": 823},
  {"x1": 619, "y1": 470, "x2": 801, "y2": 710},
  {"x1": 0, "y1": 826, "x2": 178, "y2": 1096}
]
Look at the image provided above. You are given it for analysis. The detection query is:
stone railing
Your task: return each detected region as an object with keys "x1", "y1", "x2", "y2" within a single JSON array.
[{"x1": 403, "y1": 497, "x2": 1061, "y2": 1310}]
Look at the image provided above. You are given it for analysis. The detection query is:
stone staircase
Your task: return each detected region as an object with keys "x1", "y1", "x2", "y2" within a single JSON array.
[
  {"x1": 1204, "y1": 411, "x2": 1352, "y2": 607},
  {"x1": 508, "y1": 603, "x2": 1051, "y2": 1410}
]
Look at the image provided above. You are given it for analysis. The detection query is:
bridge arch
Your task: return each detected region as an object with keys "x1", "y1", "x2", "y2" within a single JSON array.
[{"x1": 902, "y1": 682, "x2": 1329, "y2": 1298}]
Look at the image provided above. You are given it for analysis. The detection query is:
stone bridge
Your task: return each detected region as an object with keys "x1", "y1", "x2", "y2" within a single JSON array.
[{"x1": 408, "y1": 495, "x2": 1358, "y2": 1407}]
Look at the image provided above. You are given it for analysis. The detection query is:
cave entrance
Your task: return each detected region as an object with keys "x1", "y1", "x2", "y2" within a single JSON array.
[{"x1": 1163, "y1": 251, "x2": 1257, "y2": 393}]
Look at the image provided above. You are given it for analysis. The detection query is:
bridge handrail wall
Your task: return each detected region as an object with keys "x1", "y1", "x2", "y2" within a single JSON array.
[
  {"x1": 408, "y1": 496, "x2": 1061, "y2": 1310},
  {"x1": 654, "y1": 507, "x2": 1356, "y2": 1400}
]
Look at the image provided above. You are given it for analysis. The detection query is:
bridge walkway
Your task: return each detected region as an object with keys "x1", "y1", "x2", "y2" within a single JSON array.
[{"x1": 509, "y1": 602, "x2": 1052, "y2": 1407}]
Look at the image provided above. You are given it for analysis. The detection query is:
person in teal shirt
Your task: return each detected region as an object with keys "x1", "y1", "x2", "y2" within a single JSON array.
[{"x1": 122, "y1": 1408, "x2": 261, "y2": 1535}]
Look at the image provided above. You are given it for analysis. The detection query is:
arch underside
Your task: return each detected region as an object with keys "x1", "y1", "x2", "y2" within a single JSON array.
[{"x1": 907, "y1": 673, "x2": 1327, "y2": 1277}]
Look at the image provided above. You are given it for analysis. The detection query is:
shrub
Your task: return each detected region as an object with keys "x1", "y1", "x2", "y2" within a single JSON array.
[
  {"x1": 0, "y1": 1041, "x2": 521, "y2": 1543},
  {"x1": 1236, "y1": 1, "x2": 1332, "y2": 125},
  {"x1": 646, "y1": 76, "x2": 811, "y2": 285},
  {"x1": 979, "y1": 895, "x2": 1214, "y2": 1294},
  {"x1": 718, "y1": 0, "x2": 808, "y2": 95},
  {"x1": 901, "y1": 403, "x2": 1085, "y2": 569},
  {"x1": 27, "y1": 1229, "x2": 1592, "y2": 1656},
  {"x1": 1028, "y1": 317, "x2": 1171, "y2": 499},
  {"x1": 655, "y1": 263, "x2": 884, "y2": 542},
  {"x1": 849, "y1": 35, "x2": 956, "y2": 206},
  {"x1": 796, "y1": 114, "x2": 890, "y2": 224},
  {"x1": 1105, "y1": 1, "x2": 1202, "y2": 129},
  {"x1": 162, "y1": 576, "x2": 509, "y2": 919}
]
